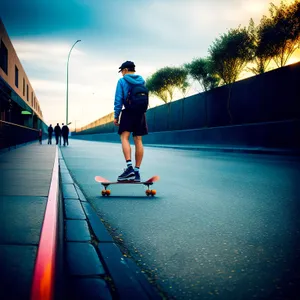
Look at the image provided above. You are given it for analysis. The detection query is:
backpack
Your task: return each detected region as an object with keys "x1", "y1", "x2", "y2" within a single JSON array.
[{"x1": 125, "y1": 83, "x2": 149, "y2": 113}]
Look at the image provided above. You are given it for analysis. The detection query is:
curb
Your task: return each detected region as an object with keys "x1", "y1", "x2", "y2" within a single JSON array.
[
  {"x1": 58, "y1": 149, "x2": 161, "y2": 300},
  {"x1": 144, "y1": 144, "x2": 300, "y2": 156},
  {"x1": 31, "y1": 146, "x2": 59, "y2": 300}
]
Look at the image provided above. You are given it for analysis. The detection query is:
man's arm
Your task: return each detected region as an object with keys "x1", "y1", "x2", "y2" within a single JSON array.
[{"x1": 114, "y1": 79, "x2": 123, "y2": 125}]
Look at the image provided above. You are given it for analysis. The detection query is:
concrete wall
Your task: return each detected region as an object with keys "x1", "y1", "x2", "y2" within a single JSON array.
[
  {"x1": 71, "y1": 120, "x2": 300, "y2": 150},
  {"x1": 72, "y1": 62, "x2": 300, "y2": 150},
  {"x1": 76, "y1": 61, "x2": 300, "y2": 136}
]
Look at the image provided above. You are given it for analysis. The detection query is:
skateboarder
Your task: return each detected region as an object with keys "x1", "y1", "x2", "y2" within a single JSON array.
[{"x1": 114, "y1": 61, "x2": 149, "y2": 182}]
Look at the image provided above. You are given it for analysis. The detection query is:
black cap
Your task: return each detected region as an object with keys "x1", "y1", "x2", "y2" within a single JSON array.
[{"x1": 118, "y1": 61, "x2": 135, "y2": 72}]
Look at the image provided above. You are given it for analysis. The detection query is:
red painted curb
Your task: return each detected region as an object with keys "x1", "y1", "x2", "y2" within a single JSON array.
[{"x1": 31, "y1": 147, "x2": 59, "y2": 300}]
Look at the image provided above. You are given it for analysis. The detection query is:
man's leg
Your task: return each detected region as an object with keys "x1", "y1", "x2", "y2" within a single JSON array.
[
  {"x1": 117, "y1": 131, "x2": 135, "y2": 181},
  {"x1": 132, "y1": 113, "x2": 147, "y2": 182},
  {"x1": 120, "y1": 131, "x2": 131, "y2": 161},
  {"x1": 133, "y1": 136, "x2": 143, "y2": 182},
  {"x1": 133, "y1": 136, "x2": 144, "y2": 167}
]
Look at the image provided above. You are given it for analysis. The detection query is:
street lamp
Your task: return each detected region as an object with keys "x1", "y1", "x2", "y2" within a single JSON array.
[
  {"x1": 74, "y1": 119, "x2": 80, "y2": 132},
  {"x1": 66, "y1": 39, "x2": 81, "y2": 125}
]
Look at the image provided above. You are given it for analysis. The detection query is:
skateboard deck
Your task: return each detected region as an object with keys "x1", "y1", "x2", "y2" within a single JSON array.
[{"x1": 95, "y1": 175, "x2": 159, "y2": 196}]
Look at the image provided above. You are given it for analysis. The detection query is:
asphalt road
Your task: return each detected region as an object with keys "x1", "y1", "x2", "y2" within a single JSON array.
[{"x1": 61, "y1": 139, "x2": 300, "y2": 300}]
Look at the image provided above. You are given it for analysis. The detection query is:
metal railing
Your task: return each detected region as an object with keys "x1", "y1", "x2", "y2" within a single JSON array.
[{"x1": 0, "y1": 120, "x2": 42, "y2": 150}]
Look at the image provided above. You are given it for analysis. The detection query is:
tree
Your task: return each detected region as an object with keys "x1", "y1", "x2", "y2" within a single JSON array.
[
  {"x1": 185, "y1": 58, "x2": 220, "y2": 91},
  {"x1": 258, "y1": 0, "x2": 300, "y2": 68},
  {"x1": 146, "y1": 73, "x2": 168, "y2": 103},
  {"x1": 208, "y1": 27, "x2": 255, "y2": 124},
  {"x1": 208, "y1": 26, "x2": 256, "y2": 85},
  {"x1": 248, "y1": 18, "x2": 273, "y2": 75},
  {"x1": 146, "y1": 67, "x2": 189, "y2": 103}
]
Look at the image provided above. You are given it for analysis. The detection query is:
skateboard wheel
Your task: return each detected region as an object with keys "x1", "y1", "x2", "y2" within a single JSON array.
[
  {"x1": 145, "y1": 189, "x2": 151, "y2": 196},
  {"x1": 101, "y1": 190, "x2": 106, "y2": 196},
  {"x1": 151, "y1": 190, "x2": 156, "y2": 196},
  {"x1": 106, "y1": 190, "x2": 111, "y2": 196}
]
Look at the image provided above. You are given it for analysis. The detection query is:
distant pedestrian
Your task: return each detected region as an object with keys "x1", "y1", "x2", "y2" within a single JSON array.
[
  {"x1": 54, "y1": 123, "x2": 62, "y2": 145},
  {"x1": 48, "y1": 124, "x2": 53, "y2": 144},
  {"x1": 61, "y1": 123, "x2": 69, "y2": 146},
  {"x1": 38, "y1": 129, "x2": 42, "y2": 144}
]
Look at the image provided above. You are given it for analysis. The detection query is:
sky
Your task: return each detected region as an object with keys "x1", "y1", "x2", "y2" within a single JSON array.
[{"x1": 1, "y1": 0, "x2": 299, "y2": 130}]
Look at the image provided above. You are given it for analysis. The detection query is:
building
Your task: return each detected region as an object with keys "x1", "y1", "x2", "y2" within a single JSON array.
[
  {"x1": 0, "y1": 18, "x2": 48, "y2": 149},
  {"x1": 0, "y1": 17, "x2": 44, "y2": 129}
]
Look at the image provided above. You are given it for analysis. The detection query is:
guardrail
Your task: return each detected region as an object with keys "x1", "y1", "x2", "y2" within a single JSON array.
[{"x1": 0, "y1": 120, "x2": 41, "y2": 150}]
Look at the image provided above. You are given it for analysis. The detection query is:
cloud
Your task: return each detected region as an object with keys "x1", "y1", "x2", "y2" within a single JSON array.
[
  {"x1": 1, "y1": 0, "x2": 93, "y2": 37},
  {"x1": 11, "y1": 39, "x2": 123, "y2": 126}
]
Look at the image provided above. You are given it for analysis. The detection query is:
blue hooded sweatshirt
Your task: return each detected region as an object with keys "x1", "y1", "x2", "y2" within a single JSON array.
[{"x1": 114, "y1": 74, "x2": 145, "y2": 119}]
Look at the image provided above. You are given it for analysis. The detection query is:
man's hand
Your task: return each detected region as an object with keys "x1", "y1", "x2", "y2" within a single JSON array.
[{"x1": 114, "y1": 118, "x2": 119, "y2": 126}]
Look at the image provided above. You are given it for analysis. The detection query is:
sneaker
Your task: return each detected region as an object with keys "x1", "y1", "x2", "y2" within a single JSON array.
[
  {"x1": 134, "y1": 171, "x2": 141, "y2": 182},
  {"x1": 117, "y1": 166, "x2": 135, "y2": 181}
]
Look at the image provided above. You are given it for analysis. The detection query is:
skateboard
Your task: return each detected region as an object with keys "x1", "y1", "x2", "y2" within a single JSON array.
[{"x1": 94, "y1": 175, "x2": 160, "y2": 197}]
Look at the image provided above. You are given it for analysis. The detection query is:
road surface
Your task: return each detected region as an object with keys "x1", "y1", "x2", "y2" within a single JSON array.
[{"x1": 61, "y1": 139, "x2": 300, "y2": 300}]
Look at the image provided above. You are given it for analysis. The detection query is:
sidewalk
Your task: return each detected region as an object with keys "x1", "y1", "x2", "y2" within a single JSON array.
[
  {"x1": 0, "y1": 141, "x2": 57, "y2": 299},
  {"x1": 0, "y1": 141, "x2": 160, "y2": 300}
]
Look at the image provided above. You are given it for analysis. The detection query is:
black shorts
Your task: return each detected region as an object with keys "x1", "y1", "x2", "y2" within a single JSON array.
[{"x1": 118, "y1": 109, "x2": 148, "y2": 136}]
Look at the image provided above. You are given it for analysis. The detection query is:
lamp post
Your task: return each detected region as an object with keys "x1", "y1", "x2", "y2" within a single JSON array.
[
  {"x1": 66, "y1": 39, "x2": 81, "y2": 125},
  {"x1": 74, "y1": 119, "x2": 80, "y2": 132}
]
